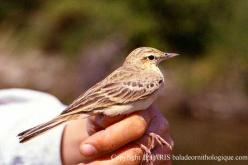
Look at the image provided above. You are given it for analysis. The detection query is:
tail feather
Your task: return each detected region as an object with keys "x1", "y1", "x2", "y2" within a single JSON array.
[{"x1": 18, "y1": 116, "x2": 69, "y2": 143}]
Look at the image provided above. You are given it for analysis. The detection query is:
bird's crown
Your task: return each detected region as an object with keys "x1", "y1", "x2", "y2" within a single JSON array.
[{"x1": 124, "y1": 47, "x2": 178, "y2": 67}]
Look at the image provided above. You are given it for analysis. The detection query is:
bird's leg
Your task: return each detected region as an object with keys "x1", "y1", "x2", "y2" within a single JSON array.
[
  {"x1": 139, "y1": 132, "x2": 172, "y2": 164},
  {"x1": 146, "y1": 115, "x2": 172, "y2": 151},
  {"x1": 138, "y1": 115, "x2": 172, "y2": 164},
  {"x1": 149, "y1": 133, "x2": 156, "y2": 149},
  {"x1": 139, "y1": 143, "x2": 153, "y2": 165},
  {"x1": 148, "y1": 132, "x2": 172, "y2": 151}
]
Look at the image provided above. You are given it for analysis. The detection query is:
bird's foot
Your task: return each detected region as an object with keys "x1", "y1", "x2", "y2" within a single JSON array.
[
  {"x1": 138, "y1": 133, "x2": 172, "y2": 164},
  {"x1": 149, "y1": 132, "x2": 172, "y2": 151},
  {"x1": 139, "y1": 143, "x2": 154, "y2": 165}
]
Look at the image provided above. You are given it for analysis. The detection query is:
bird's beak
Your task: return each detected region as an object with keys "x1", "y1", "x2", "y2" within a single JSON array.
[{"x1": 162, "y1": 53, "x2": 179, "y2": 60}]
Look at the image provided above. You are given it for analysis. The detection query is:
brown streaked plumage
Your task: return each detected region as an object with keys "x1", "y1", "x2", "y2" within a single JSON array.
[{"x1": 18, "y1": 47, "x2": 178, "y2": 143}]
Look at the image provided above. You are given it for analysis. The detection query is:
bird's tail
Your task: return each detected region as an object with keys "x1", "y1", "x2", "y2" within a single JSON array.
[{"x1": 18, "y1": 115, "x2": 73, "y2": 143}]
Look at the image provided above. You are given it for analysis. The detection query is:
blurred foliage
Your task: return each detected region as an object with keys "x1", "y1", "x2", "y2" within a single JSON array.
[{"x1": 0, "y1": 0, "x2": 246, "y2": 58}]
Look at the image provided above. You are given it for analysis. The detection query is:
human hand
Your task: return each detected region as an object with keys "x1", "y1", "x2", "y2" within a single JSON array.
[{"x1": 61, "y1": 106, "x2": 173, "y2": 165}]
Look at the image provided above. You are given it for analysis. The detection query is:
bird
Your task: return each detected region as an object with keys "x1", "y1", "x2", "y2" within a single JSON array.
[{"x1": 18, "y1": 47, "x2": 178, "y2": 153}]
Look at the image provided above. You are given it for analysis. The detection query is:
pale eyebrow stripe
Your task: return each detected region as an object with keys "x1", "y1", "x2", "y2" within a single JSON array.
[{"x1": 145, "y1": 50, "x2": 156, "y2": 54}]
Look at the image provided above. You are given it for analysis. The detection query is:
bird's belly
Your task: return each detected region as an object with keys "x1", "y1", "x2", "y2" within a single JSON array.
[{"x1": 96, "y1": 90, "x2": 160, "y2": 116}]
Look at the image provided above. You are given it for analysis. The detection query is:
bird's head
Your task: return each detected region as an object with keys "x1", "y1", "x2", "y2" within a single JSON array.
[{"x1": 124, "y1": 47, "x2": 178, "y2": 68}]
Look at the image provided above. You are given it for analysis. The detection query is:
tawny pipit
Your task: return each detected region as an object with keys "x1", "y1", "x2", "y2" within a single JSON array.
[{"x1": 18, "y1": 47, "x2": 178, "y2": 152}]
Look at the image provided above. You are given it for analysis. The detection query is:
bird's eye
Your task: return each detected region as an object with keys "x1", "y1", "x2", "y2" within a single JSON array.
[{"x1": 147, "y1": 55, "x2": 155, "y2": 60}]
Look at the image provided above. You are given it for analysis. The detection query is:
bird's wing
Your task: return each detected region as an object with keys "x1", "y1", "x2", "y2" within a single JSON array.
[{"x1": 60, "y1": 68, "x2": 163, "y2": 116}]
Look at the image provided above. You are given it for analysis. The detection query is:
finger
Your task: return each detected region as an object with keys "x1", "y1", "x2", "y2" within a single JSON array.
[
  {"x1": 90, "y1": 105, "x2": 159, "y2": 130},
  {"x1": 87, "y1": 115, "x2": 126, "y2": 135},
  {"x1": 83, "y1": 144, "x2": 143, "y2": 165},
  {"x1": 91, "y1": 114, "x2": 126, "y2": 129},
  {"x1": 136, "y1": 106, "x2": 174, "y2": 157},
  {"x1": 136, "y1": 108, "x2": 170, "y2": 145},
  {"x1": 147, "y1": 106, "x2": 169, "y2": 134},
  {"x1": 80, "y1": 109, "x2": 155, "y2": 159}
]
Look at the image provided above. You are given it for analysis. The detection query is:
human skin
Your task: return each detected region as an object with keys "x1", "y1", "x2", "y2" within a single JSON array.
[{"x1": 61, "y1": 106, "x2": 173, "y2": 165}]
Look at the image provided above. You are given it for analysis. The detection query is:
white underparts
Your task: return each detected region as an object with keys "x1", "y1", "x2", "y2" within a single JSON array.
[{"x1": 95, "y1": 89, "x2": 161, "y2": 116}]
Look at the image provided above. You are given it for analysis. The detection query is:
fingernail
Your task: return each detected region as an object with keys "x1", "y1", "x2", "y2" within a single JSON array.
[{"x1": 80, "y1": 144, "x2": 97, "y2": 156}]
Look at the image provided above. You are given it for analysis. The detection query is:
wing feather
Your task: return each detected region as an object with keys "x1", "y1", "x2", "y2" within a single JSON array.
[{"x1": 60, "y1": 67, "x2": 163, "y2": 115}]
